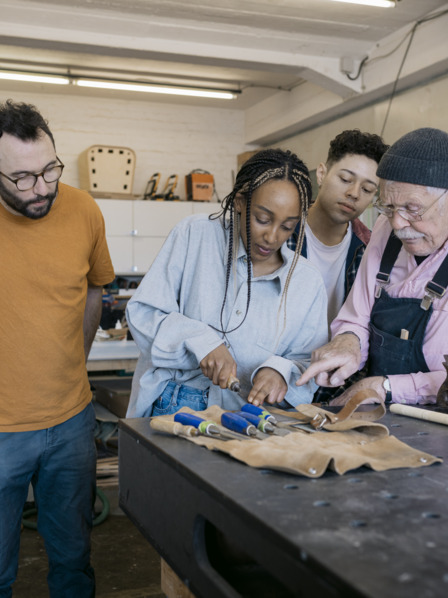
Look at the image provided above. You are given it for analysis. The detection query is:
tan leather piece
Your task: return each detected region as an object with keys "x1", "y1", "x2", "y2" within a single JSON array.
[{"x1": 152, "y1": 395, "x2": 442, "y2": 478}]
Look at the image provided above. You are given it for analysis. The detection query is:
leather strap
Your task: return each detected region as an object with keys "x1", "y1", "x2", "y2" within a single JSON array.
[{"x1": 268, "y1": 389, "x2": 385, "y2": 430}]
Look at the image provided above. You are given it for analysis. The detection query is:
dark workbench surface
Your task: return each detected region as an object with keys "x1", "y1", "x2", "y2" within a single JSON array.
[{"x1": 119, "y1": 409, "x2": 448, "y2": 598}]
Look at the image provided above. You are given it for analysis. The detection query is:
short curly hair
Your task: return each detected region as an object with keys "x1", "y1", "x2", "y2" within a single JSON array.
[
  {"x1": 326, "y1": 129, "x2": 389, "y2": 167},
  {"x1": 0, "y1": 99, "x2": 55, "y2": 146}
]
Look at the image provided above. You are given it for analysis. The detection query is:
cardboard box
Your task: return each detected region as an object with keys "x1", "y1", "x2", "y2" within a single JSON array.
[
  {"x1": 185, "y1": 172, "x2": 214, "y2": 201},
  {"x1": 94, "y1": 378, "x2": 132, "y2": 419},
  {"x1": 237, "y1": 150, "x2": 261, "y2": 171}
]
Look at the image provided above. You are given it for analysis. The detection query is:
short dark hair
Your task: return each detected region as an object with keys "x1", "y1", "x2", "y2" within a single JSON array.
[
  {"x1": 0, "y1": 99, "x2": 55, "y2": 147},
  {"x1": 326, "y1": 129, "x2": 388, "y2": 167}
]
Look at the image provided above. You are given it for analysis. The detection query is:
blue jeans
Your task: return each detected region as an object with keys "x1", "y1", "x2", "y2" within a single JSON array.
[
  {"x1": 151, "y1": 381, "x2": 208, "y2": 416},
  {"x1": 0, "y1": 403, "x2": 97, "y2": 598}
]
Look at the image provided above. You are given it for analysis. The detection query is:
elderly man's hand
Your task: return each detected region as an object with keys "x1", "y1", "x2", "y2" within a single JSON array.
[
  {"x1": 296, "y1": 333, "x2": 362, "y2": 388},
  {"x1": 330, "y1": 376, "x2": 387, "y2": 406}
]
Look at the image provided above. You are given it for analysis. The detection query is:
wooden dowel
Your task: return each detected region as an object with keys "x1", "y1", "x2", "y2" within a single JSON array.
[{"x1": 390, "y1": 404, "x2": 448, "y2": 426}]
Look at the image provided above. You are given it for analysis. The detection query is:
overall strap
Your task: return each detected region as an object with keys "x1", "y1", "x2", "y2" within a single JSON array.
[
  {"x1": 375, "y1": 232, "x2": 402, "y2": 298},
  {"x1": 421, "y1": 252, "x2": 448, "y2": 310},
  {"x1": 374, "y1": 231, "x2": 448, "y2": 310}
]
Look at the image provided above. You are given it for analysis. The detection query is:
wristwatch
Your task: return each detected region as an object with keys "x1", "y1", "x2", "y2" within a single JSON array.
[{"x1": 382, "y1": 376, "x2": 392, "y2": 403}]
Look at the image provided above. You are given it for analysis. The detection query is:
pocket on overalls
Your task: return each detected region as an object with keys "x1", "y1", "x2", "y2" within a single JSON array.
[{"x1": 369, "y1": 322, "x2": 413, "y2": 376}]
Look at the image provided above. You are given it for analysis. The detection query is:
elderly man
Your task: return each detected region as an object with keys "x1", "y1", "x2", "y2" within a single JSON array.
[{"x1": 297, "y1": 127, "x2": 448, "y2": 406}]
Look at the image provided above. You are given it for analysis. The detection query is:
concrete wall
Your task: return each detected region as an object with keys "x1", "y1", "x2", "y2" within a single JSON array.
[{"x1": 0, "y1": 89, "x2": 250, "y2": 201}]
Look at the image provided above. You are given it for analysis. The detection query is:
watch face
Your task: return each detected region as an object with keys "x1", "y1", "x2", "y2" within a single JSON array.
[{"x1": 383, "y1": 377, "x2": 391, "y2": 392}]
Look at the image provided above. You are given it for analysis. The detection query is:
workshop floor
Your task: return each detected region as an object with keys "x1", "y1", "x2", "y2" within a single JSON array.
[{"x1": 14, "y1": 466, "x2": 165, "y2": 598}]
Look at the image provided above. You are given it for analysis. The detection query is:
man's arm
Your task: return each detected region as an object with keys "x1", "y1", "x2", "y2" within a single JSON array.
[{"x1": 83, "y1": 285, "x2": 103, "y2": 361}]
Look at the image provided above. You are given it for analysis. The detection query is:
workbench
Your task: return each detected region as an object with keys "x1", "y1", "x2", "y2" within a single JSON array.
[
  {"x1": 119, "y1": 409, "x2": 448, "y2": 598},
  {"x1": 87, "y1": 339, "x2": 139, "y2": 372}
]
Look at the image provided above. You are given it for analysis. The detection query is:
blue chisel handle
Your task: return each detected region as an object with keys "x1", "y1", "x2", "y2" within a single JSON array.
[
  {"x1": 221, "y1": 412, "x2": 257, "y2": 436},
  {"x1": 174, "y1": 413, "x2": 219, "y2": 435},
  {"x1": 234, "y1": 410, "x2": 275, "y2": 434},
  {"x1": 241, "y1": 403, "x2": 277, "y2": 424}
]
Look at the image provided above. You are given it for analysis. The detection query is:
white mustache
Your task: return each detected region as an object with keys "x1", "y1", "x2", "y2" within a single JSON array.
[{"x1": 394, "y1": 229, "x2": 426, "y2": 240}]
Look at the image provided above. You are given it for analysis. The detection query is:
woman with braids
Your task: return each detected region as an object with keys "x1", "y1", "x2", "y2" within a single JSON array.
[{"x1": 125, "y1": 149, "x2": 328, "y2": 418}]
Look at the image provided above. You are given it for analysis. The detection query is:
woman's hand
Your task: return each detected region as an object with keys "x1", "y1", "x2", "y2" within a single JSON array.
[
  {"x1": 200, "y1": 344, "x2": 237, "y2": 389},
  {"x1": 247, "y1": 367, "x2": 288, "y2": 407}
]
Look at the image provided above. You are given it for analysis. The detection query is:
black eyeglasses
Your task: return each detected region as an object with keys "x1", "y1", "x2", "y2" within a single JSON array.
[{"x1": 0, "y1": 157, "x2": 64, "y2": 191}]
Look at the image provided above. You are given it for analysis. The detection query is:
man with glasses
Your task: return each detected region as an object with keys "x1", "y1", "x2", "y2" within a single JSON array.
[
  {"x1": 296, "y1": 127, "x2": 448, "y2": 407},
  {"x1": 0, "y1": 100, "x2": 114, "y2": 597}
]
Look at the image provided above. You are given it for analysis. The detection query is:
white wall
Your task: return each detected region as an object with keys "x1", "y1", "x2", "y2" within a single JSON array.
[
  {"x1": 0, "y1": 89, "x2": 250, "y2": 201},
  {"x1": 275, "y1": 74, "x2": 448, "y2": 172},
  {"x1": 2, "y1": 74, "x2": 447, "y2": 202}
]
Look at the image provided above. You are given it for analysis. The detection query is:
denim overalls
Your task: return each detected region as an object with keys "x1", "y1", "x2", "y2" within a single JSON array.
[{"x1": 368, "y1": 232, "x2": 448, "y2": 378}]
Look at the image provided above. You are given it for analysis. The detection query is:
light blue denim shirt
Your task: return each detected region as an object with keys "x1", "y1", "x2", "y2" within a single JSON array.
[{"x1": 126, "y1": 214, "x2": 328, "y2": 417}]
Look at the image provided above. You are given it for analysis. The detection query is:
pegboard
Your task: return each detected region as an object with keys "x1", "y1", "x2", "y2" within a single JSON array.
[{"x1": 78, "y1": 145, "x2": 136, "y2": 197}]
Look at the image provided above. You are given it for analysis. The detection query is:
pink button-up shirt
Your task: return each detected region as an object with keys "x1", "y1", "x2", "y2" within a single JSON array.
[{"x1": 332, "y1": 215, "x2": 448, "y2": 404}]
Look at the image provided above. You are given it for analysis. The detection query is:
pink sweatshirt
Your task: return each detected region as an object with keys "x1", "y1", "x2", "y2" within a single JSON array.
[{"x1": 332, "y1": 215, "x2": 448, "y2": 404}]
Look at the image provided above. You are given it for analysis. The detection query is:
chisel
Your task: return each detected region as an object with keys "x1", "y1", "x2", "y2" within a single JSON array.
[
  {"x1": 173, "y1": 413, "x2": 240, "y2": 441},
  {"x1": 174, "y1": 413, "x2": 221, "y2": 436},
  {"x1": 221, "y1": 412, "x2": 257, "y2": 437},
  {"x1": 150, "y1": 417, "x2": 199, "y2": 438},
  {"x1": 234, "y1": 410, "x2": 278, "y2": 434},
  {"x1": 227, "y1": 374, "x2": 241, "y2": 393},
  {"x1": 241, "y1": 403, "x2": 316, "y2": 433},
  {"x1": 240, "y1": 403, "x2": 277, "y2": 424}
]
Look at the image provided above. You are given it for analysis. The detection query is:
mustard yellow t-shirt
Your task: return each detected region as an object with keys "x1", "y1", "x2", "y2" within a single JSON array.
[{"x1": 1, "y1": 183, "x2": 114, "y2": 431}]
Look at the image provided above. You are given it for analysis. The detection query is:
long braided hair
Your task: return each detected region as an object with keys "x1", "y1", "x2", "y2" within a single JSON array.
[{"x1": 210, "y1": 148, "x2": 312, "y2": 339}]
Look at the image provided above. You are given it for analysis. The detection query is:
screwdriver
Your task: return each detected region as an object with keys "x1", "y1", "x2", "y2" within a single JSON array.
[
  {"x1": 233, "y1": 410, "x2": 276, "y2": 434},
  {"x1": 221, "y1": 412, "x2": 257, "y2": 437},
  {"x1": 174, "y1": 413, "x2": 220, "y2": 436},
  {"x1": 241, "y1": 403, "x2": 277, "y2": 424}
]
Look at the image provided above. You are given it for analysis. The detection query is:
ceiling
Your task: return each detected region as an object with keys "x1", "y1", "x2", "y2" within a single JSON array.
[{"x1": 0, "y1": 0, "x2": 447, "y2": 141}]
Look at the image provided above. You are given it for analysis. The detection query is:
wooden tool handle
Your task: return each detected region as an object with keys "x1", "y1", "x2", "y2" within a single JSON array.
[
  {"x1": 150, "y1": 418, "x2": 198, "y2": 437},
  {"x1": 390, "y1": 404, "x2": 448, "y2": 426},
  {"x1": 227, "y1": 374, "x2": 240, "y2": 392}
]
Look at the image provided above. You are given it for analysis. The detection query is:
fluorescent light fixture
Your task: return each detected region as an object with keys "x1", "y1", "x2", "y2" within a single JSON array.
[
  {"x1": 76, "y1": 78, "x2": 237, "y2": 99},
  {"x1": 330, "y1": 0, "x2": 395, "y2": 7},
  {"x1": 0, "y1": 72, "x2": 70, "y2": 85},
  {"x1": 0, "y1": 69, "x2": 238, "y2": 99}
]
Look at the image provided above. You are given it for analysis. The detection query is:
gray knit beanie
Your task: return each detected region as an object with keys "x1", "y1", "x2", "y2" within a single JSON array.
[{"x1": 377, "y1": 127, "x2": 448, "y2": 188}]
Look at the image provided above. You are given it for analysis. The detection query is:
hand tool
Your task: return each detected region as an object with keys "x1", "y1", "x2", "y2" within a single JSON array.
[
  {"x1": 245, "y1": 403, "x2": 318, "y2": 433},
  {"x1": 233, "y1": 410, "x2": 277, "y2": 434},
  {"x1": 226, "y1": 374, "x2": 241, "y2": 393},
  {"x1": 221, "y1": 412, "x2": 257, "y2": 437},
  {"x1": 150, "y1": 417, "x2": 198, "y2": 438},
  {"x1": 173, "y1": 413, "x2": 240, "y2": 441},
  {"x1": 390, "y1": 404, "x2": 448, "y2": 425},
  {"x1": 240, "y1": 403, "x2": 277, "y2": 424},
  {"x1": 174, "y1": 413, "x2": 221, "y2": 436}
]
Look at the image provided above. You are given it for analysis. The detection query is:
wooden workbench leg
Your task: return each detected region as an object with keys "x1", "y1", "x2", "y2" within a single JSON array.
[{"x1": 161, "y1": 558, "x2": 196, "y2": 598}]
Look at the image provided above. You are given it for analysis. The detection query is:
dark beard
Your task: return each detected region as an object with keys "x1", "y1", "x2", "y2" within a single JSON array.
[{"x1": 0, "y1": 179, "x2": 58, "y2": 219}]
